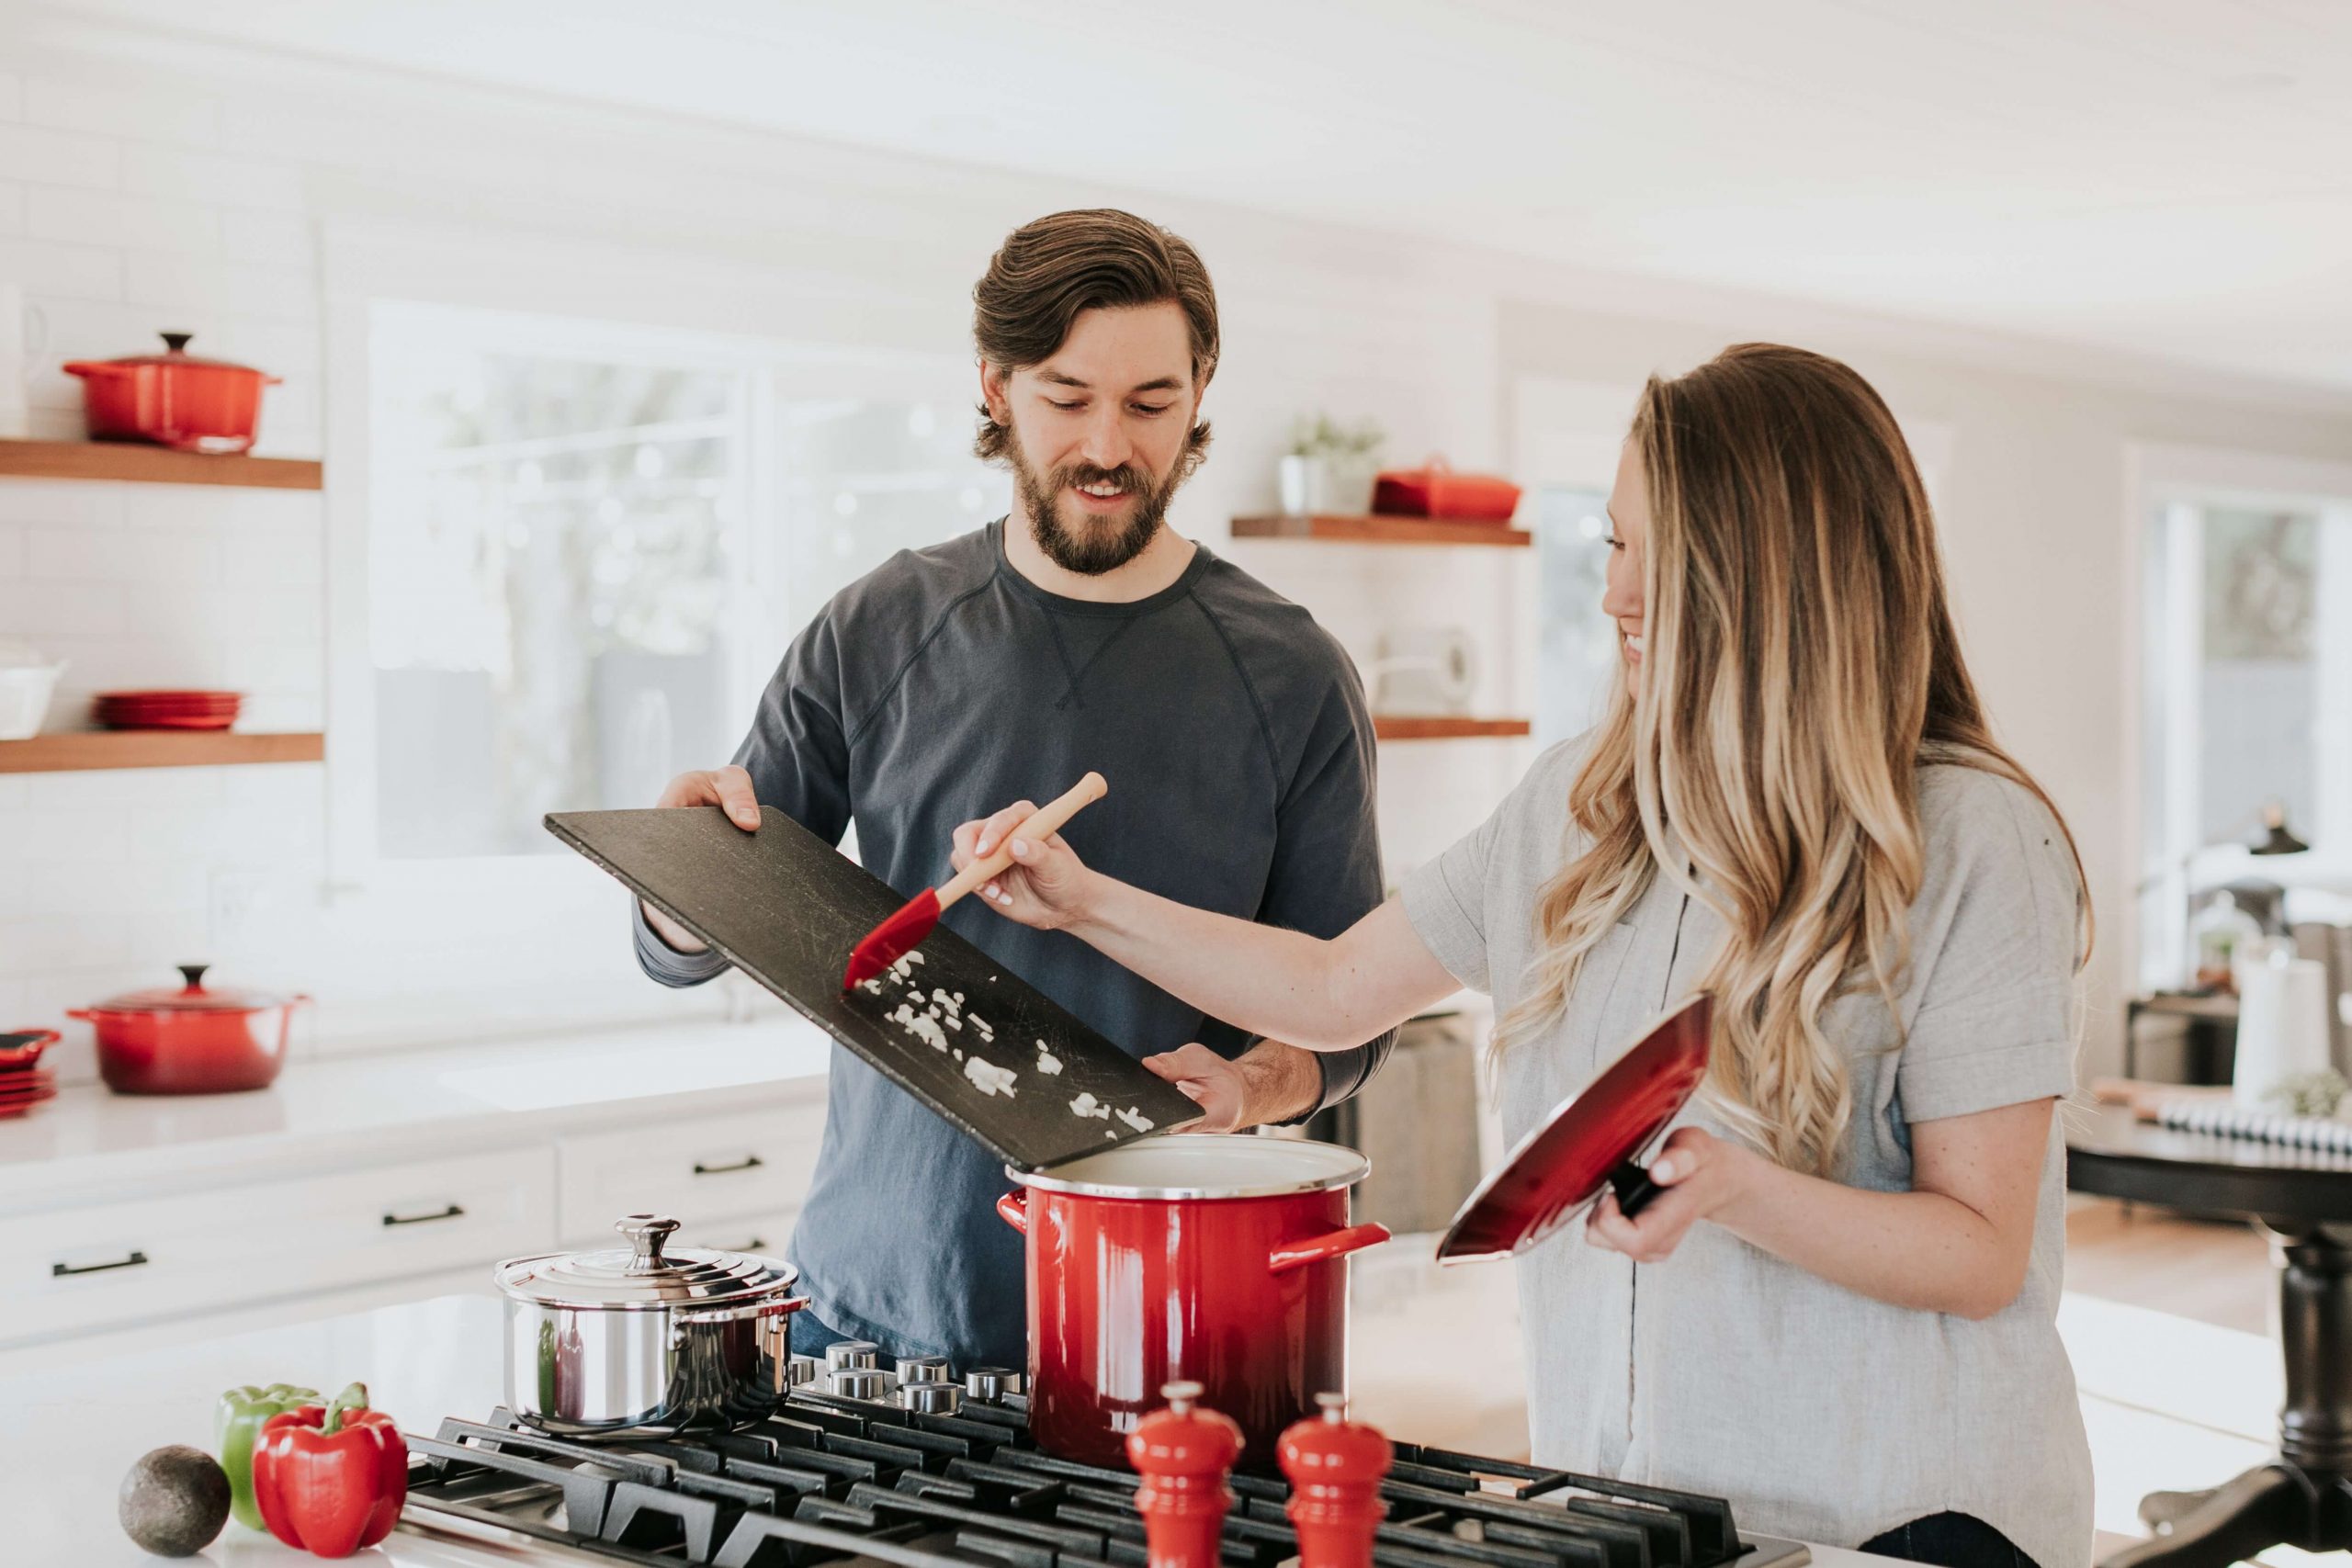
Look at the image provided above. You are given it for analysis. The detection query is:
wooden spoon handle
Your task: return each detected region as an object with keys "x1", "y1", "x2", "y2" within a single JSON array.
[{"x1": 936, "y1": 773, "x2": 1107, "y2": 912}]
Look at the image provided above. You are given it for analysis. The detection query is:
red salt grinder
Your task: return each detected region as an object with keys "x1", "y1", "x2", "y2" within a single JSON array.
[
  {"x1": 1278, "y1": 1393, "x2": 1392, "y2": 1568},
  {"x1": 1127, "y1": 1380, "x2": 1242, "y2": 1568}
]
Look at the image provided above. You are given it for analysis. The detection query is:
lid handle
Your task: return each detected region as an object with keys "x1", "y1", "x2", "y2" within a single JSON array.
[
  {"x1": 616, "y1": 1213, "x2": 681, "y2": 1272},
  {"x1": 177, "y1": 964, "x2": 209, "y2": 993},
  {"x1": 160, "y1": 333, "x2": 193, "y2": 355}
]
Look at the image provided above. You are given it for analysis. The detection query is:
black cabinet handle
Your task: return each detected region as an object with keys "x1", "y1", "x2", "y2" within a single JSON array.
[
  {"x1": 382, "y1": 1203, "x2": 466, "y2": 1227},
  {"x1": 718, "y1": 1238, "x2": 767, "y2": 1254},
  {"x1": 53, "y1": 1250, "x2": 150, "y2": 1278},
  {"x1": 693, "y1": 1155, "x2": 765, "y2": 1176}
]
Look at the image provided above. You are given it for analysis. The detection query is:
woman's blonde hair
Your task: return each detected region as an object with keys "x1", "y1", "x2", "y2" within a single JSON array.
[{"x1": 1495, "y1": 344, "x2": 2088, "y2": 1177}]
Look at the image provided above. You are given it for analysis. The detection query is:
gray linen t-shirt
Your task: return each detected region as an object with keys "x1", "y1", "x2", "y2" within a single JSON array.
[
  {"x1": 636, "y1": 520, "x2": 1395, "y2": 1371},
  {"x1": 1402, "y1": 737, "x2": 2091, "y2": 1568}
]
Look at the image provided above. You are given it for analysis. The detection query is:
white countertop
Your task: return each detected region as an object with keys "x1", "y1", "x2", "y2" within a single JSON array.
[
  {"x1": 0, "y1": 1292, "x2": 1881, "y2": 1567},
  {"x1": 0, "y1": 1016, "x2": 835, "y2": 1205}
]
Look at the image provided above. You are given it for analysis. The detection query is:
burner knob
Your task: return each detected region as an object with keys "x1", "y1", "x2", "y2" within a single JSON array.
[
  {"x1": 964, "y1": 1366, "x2": 1024, "y2": 1401},
  {"x1": 783, "y1": 1355, "x2": 824, "y2": 1390},
  {"x1": 898, "y1": 1355, "x2": 952, "y2": 1384},
  {"x1": 899, "y1": 1382, "x2": 964, "y2": 1416},
  {"x1": 825, "y1": 1340, "x2": 881, "y2": 1372},
  {"x1": 828, "y1": 1368, "x2": 892, "y2": 1402},
  {"x1": 1127, "y1": 1381, "x2": 1241, "y2": 1568},
  {"x1": 1278, "y1": 1393, "x2": 1391, "y2": 1568}
]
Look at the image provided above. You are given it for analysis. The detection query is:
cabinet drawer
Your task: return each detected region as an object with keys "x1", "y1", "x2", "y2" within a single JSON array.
[
  {"x1": 557, "y1": 1103, "x2": 825, "y2": 1244},
  {"x1": 673, "y1": 1206, "x2": 803, "y2": 1261},
  {"x1": 0, "y1": 1147, "x2": 554, "y2": 1348}
]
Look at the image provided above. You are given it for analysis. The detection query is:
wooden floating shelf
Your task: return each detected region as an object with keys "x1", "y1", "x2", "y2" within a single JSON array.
[
  {"x1": 1372, "y1": 716, "x2": 1532, "y2": 741},
  {"x1": 1231, "y1": 514, "x2": 1530, "y2": 547},
  {"x1": 0, "y1": 730, "x2": 325, "y2": 773},
  {"x1": 0, "y1": 439, "x2": 322, "y2": 491}
]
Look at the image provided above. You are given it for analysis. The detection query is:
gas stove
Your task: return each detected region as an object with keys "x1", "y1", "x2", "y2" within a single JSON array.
[{"x1": 399, "y1": 1375, "x2": 1808, "y2": 1568}]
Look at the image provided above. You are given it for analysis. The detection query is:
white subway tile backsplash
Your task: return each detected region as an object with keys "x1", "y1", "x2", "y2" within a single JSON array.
[
  {"x1": 27, "y1": 186, "x2": 221, "y2": 252},
  {"x1": 221, "y1": 209, "x2": 315, "y2": 267},
  {"x1": 121, "y1": 485, "x2": 243, "y2": 531},
  {"x1": 0, "y1": 72, "x2": 23, "y2": 121},
  {"x1": 0, "y1": 122, "x2": 120, "y2": 187},
  {"x1": 0, "y1": 578, "x2": 124, "y2": 636},
  {"x1": 0, "y1": 479, "x2": 124, "y2": 527},
  {"x1": 34, "y1": 637, "x2": 228, "y2": 691},
  {"x1": 0, "y1": 525, "x2": 23, "y2": 578},
  {"x1": 220, "y1": 525, "x2": 321, "y2": 587},
  {"x1": 0, "y1": 179, "x2": 23, "y2": 239},
  {"x1": 18, "y1": 763, "x2": 224, "y2": 811},
  {"x1": 28, "y1": 525, "x2": 221, "y2": 583},
  {"x1": 0, "y1": 237, "x2": 123, "y2": 301},
  {"x1": 237, "y1": 693, "x2": 323, "y2": 730},
  {"x1": 24, "y1": 76, "x2": 221, "y2": 147},
  {"x1": 0, "y1": 914, "x2": 135, "y2": 977},
  {"x1": 120, "y1": 144, "x2": 303, "y2": 211},
  {"x1": 117, "y1": 580, "x2": 322, "y2": 644},
  {"x1": 126, "y1": 252, "x2": 316, "y2": 322}
]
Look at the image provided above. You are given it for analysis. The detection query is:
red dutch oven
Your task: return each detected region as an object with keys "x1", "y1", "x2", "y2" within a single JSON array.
[
  {"x1": 62, "y1": 333, "x2": 279, "y2": 454},
  {"x1": 71, "y1": 964, "x2": 309, "y2": 1095},
  {"x1": 997, "y1": 1134, "x2": 1390, "y2": 1467}
]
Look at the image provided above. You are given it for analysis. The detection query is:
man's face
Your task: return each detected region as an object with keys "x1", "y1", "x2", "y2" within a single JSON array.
[{"x1": 983, "y1": 302, "x2": 1204, "y2": 575}]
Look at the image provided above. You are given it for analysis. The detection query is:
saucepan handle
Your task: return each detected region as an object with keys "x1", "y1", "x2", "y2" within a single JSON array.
[
  {"x1": 1607, "y1": 1160, "x2": 1662, "y2": 1219},
  {"x1": 995, "y1": 1190, "x2": 1028, "y2": 1235},
  {"x1": 1268, "y1": 1222, "x2": 1390, "y2": 1275}
]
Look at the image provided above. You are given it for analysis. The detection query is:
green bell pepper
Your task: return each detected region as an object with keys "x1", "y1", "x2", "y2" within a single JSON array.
[{"x1": 215, "y1": 1382, "x2": 319, "y2": 1530}]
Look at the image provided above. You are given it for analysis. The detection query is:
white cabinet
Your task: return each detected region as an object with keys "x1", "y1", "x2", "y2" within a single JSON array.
[
  {"x1": 2, "y1": 1147, "x2": 553, "y2": 1348},
  {"x1": 556, "y1": 1103, "x2": 825, "y2": 1245}
]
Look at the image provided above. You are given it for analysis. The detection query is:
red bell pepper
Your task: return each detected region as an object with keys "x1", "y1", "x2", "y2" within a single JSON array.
[{"x1": 250, "y1": 1382, "x2": 408, "y2": 1558}]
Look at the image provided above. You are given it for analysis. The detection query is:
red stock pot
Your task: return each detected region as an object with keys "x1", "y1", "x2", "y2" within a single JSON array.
[
  {"x1": 62, "y1": 333, "x2": 280, "y2": 454},
  {"x1": 997, "y1": 1134, "x2": 1390, "y2": 1467},
  {"x1": 71, "y1": 964, "x2": 309, "y2": 1094}
]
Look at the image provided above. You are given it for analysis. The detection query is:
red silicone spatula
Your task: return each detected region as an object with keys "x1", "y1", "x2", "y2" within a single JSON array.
[{"x1": 842, "y1": 772, "x2": 1107, "y2": 989}]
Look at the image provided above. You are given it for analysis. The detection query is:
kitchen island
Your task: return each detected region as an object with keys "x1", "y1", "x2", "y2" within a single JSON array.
[{"x1": 0, "y1": 1292, "x2": 1892, "y2": 1566}]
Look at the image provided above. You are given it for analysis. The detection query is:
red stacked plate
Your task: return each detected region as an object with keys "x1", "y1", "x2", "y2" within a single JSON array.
[
  {"x1": 0, "y1": 1030, "x2": 60, "y2": 1119},
  {"x1": 94, "y1": 690, "x2": 243, "y2": 730}
]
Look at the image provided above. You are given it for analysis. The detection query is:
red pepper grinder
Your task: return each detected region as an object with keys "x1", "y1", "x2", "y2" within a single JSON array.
[
  {"x1": 1126, "y1": 1380, "x2": 1242, "y2": 1568},
  {"x1": 1278, "y1": 1393, "x2": 1392, "y2": 1568}
]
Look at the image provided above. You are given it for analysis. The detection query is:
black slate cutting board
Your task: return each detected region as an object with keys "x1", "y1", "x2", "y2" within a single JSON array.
[{"x1": 546, "y1": 806, "x2": 1200, "y2": 1170}]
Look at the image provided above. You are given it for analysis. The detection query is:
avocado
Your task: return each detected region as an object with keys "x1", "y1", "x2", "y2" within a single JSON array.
[{"x1": 119, "y1": 1445, "x2": 231, "y2": 1558}]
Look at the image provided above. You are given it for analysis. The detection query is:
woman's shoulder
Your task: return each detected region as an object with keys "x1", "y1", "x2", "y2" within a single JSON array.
[
  {"x1": 1914, "y1": 761, "x2": 2068, "y2": 856},
  {"x1": 1911, "y1": 759, "x2": 2084, "y2": 952}
]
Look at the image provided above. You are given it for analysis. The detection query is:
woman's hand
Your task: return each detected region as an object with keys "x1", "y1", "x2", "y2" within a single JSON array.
[
  {"x1": 1143, "y1": 1043, "x2": 1248, "y2": 1133},
  {"x1": 950, "y1": 802, "x2": 1098, "y2": 931},
  {"x1": 1583, "y1": 1127, "x2": 1757, "y2": 1264}
]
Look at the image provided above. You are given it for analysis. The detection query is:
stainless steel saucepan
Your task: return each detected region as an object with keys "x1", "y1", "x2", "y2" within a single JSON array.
[{"x1": 492, "y1": 1213, "x2": 809, "y2": 1438}]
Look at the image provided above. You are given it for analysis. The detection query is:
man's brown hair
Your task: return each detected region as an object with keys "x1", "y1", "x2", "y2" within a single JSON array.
[{"x1": 972, "y1": 209, "x2": 1218, "y2": 471}]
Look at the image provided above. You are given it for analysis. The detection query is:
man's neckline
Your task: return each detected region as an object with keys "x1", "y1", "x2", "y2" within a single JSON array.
[{"x1": 989, "y1": 517, "x2": 1215, "y2": 617}]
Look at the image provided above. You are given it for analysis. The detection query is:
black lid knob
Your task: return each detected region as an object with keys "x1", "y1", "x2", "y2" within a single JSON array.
[{"x1": 177, "y1": 964, "x2": 209, "y2": 991}]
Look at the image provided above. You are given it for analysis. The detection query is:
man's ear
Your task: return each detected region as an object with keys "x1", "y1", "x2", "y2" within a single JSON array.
[{"x1": 978, "y1": 360, "x2": 1012, "y2": 425}]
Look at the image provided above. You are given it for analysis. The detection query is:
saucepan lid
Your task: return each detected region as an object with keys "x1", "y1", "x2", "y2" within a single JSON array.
[
  {"x1": 494, "y1": 1213, "x2": 802, "y2": 1310},
  {"x1": 1436, "y1": 993, "x2": 1713, "y2": 1263}
]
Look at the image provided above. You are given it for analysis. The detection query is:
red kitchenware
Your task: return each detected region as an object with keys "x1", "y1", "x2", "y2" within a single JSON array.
[
  {"x1": 1436, "y1": 994, "x2": 1713, "y2": 1263},
  {"x1": 72, "y1": 964, "x2": 309, "y2": 1095},
  {"x1": 95, "y1": 689, "x2": 243, "y2": 731},
  {"x1": 0, "y1": 1029, "x2": 58, "y2": 1069},
  {"x1": 1128, "y1": 1381, "x2": 1240, "y2": 1568},
  {"x1": 1279, "y1": 1393, "x2": 1391, "y2": 1568},
  {"x1": 62, "y1": 333, "x2": 280, "y2": 455},
  {"x1": 1370, "y1": 458, "x2": 1523, "y2": 524},
  {"x1": 997, "y1": 1134, "x2": 1390, "y2": 1468}
]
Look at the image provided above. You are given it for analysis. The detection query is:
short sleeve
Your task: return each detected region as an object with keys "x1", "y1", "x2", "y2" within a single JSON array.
[
  {"x1": 1401, "y1": 794, "x2": 1509, "y2": 995},
  {"x1": 1896, "y1": 773, "x2": 2085, "y2": 1122}
]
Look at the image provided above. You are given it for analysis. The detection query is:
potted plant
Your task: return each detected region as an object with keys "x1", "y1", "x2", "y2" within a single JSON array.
[{"x1": 1279, "y1": 414, "x2": 1384, "y2": 516}]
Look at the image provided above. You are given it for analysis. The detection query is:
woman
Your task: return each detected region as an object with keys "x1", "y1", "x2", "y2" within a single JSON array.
[{"x1": 956, "y1": 344, "x2": 2094, "y2": 1567}]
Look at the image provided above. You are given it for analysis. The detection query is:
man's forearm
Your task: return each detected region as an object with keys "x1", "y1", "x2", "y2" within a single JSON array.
[{"x1": 1232, "y1": 1040, "x2": 1326, "y2": 1127}]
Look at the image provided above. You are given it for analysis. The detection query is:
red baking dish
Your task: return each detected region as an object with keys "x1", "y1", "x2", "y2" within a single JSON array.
[
  {"x1": 1371, "y1": 458, "x2": 1523, "y2": 523},
  {"x1": 71, "y1": 965, "x2": 307, "y2": 1094},
  {"x1": 62, "y1": 333, "x2": 279, "y2": 455}
]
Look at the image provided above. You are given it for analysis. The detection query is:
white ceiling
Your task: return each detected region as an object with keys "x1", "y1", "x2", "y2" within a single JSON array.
[{"x1": 38, "y1": 0, "x2": 2352, "y2": 393}]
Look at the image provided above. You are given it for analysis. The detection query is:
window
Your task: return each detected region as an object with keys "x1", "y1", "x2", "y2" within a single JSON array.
[{"x1": 363, "y1": 303, "x2": 1007, "y2": 865}]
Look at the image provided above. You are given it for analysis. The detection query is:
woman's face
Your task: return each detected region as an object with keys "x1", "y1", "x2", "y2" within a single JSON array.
[{"x1": 1600, "y1": 442, "x2": 1648, "y2": 678}]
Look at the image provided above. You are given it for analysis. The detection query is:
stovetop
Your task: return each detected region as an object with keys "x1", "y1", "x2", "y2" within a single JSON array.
[{"x1": 400, "y1": 1383, "x2": 1808, "y2": 1568}]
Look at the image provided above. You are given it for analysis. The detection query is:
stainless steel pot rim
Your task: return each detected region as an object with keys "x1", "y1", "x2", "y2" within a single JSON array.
[
  {"x1": 492, "y1": 1276, "x2": 807, "y2": 1314},
  {"x1": 493, "y1": 1213, "x2": 803, "y2": 1309},
  {"x1": 1012, "y1": 1132, "x2": 1369, "y2": 1200}
]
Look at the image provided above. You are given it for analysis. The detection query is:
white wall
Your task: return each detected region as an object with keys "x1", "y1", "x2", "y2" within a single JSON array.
[{"x1": 2, "y1": 17, "x2": 2348, "y2": 1081}]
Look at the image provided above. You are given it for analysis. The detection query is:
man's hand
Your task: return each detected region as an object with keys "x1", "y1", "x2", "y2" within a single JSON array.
[
  {"x1": 1144, "y1": 1041, "x2": 1322, "y2": 1134},
  {"x1": 642, "y1": 766, "x2": 761, "y2": 953}
]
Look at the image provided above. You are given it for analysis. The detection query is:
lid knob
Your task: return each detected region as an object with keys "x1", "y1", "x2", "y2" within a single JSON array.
[
  {"x1": 1128, "y1": 1380, "x2": 1241, "y2": 1568},
  {"x1": 616, "y1": 1213, "x2": 681, "y2": 1272},
  {"x1": 177, "y1": 964, "x2": 209, "y2": 993},
  {"x1": 160, "y1": 333, "x2": 193, "y2": 355},
  {"x1": 1279, "y1": 1391, "x2": 1392, "y2": 1568}
]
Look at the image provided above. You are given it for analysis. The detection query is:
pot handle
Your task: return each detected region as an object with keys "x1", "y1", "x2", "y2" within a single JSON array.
[
  {"x1": 995, "y1": 1191, "x2": 1028, "y2": 1235},
  {"x1": 60, "y1": 360, "x2": 130, "y2": 380},
  {"x1": 1267, "y1": 1222, "x2": 1391, "y2": 1275},
  {"x1": 64, "y1": 1010, "x2": 96, "y2": 1022}
]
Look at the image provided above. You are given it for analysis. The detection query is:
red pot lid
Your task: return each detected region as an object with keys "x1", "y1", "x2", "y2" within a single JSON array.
[
  {"x1": 72, "y1": 333, "x2": 266, "y2": 374},
  {"x1": 85, "y1": 964, "x2": 287, "y2": 1016},
  {"x1": 1436, "y1": 993, "x2": 1713, "y2": 1263}
]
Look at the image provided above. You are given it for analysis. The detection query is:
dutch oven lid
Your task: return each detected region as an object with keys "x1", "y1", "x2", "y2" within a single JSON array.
[
  {"x1": 494, "y1": 1213, "x2": 800, "y2": 1309},
  {"x1": 1435, "y1": 993, "x2": 1713, "y2": 1263},
  {"x1": 85, "y1": 333, "x2": 263, "y2": 372},
  {"x1": 86, "y1": 964, "x2": 288, "y2": 1016},
  {"x1": 1014, "y1": 1132, "x2": 1369, "y2": 1201}
]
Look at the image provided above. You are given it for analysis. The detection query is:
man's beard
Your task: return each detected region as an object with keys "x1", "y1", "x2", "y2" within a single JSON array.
[{"x1": 1009, "y1": 439, "x2": 1183, "y2": 576}]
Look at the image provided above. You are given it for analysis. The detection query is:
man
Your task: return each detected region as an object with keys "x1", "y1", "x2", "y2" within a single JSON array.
[{"x1": 635, "y1": 209, "x2": 1394, "y2": 1371}]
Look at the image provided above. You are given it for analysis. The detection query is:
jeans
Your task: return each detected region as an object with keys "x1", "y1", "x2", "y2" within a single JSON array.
[
  {"x1": 1860, "y1": 1513, "x2": 2039, "y2": 1568},
  {"x1": 787, "y1": 1306, "x2": 896, "y2": 1366}
]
